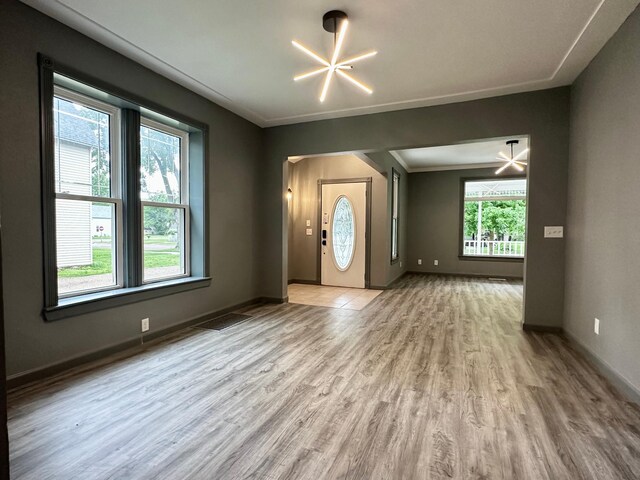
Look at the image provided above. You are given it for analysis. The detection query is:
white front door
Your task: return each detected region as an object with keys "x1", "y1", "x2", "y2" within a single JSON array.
[{"x1": 321, "y1": 182, "x2": 366, "y2": 288}]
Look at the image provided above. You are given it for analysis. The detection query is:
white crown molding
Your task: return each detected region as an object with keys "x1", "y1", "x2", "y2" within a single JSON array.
[
  {"x1": 265, "y1": 79, "x2": 555, "y2": 127},
  {"x1": 21, "y1": 0, "x2": 639, "y2": 128},
  {"x1": 265, "y1": 0, "x2": 639, "y2": 127},
  {"x1": 290, "y1": 151, "x2": 506, "y2": 173},
  {"x1": 406, "y1": 162, "x2": 505, "y2": 173},
  {"x1": 552, "y1": 0, "x2": 640, "y2": 85},
  {"x1": 389, "y1": 151, "x2": 410, "y2": 172},
  {"x1": 550, "y1": 0, "x2": 606, "y2": 80},
  {"x1": 21, "y1": 0, "x2": 268, "y2": 126}
]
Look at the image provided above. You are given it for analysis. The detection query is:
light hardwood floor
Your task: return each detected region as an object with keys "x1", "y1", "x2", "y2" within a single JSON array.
[{"x1": 8, "y1": 274, "x2": 640, "y2": 479}]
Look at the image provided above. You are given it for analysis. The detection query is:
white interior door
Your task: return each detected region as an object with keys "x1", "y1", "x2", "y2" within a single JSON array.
[{"x1": 321, "y1": 182, "x2": 366, "y2": 288}]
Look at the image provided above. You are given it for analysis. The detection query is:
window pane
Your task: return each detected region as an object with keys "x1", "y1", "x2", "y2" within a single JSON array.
[
  {"x1": 140, "y1": 125, "x2": 182, "y2": 203},
  {"x1": 392, "y1": 218, "x2": 398, "y2": 258},
  {"x1": 332, "y1": 196, "x2": 356, "y2": 271},
  {"x1": 463, "y1": 178, "x2": 527, "y2": 257},
  {"x1": 53, "y1": 96, "x2": 111, "y2": 197},
  {"x1": 57, "y1": 200, "x2": 117, "y2": 295},
  {"x1": 143, "y1": 206, "x2": 185, "y2": 281},
  {"x1": 463, "y1": 198, "x2": 526, "y2": 257},
  {"x1": 392, "y1": 174, "x2": 399, "y2": 218}
]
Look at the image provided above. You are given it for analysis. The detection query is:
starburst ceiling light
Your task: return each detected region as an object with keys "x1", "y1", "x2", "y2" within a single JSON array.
[
  {"x1": 495, "y1": 140, "x2": 529, "y2": 174},
  {"x1": 292, "y1": 10, "x2": 377, "y2": 103}
]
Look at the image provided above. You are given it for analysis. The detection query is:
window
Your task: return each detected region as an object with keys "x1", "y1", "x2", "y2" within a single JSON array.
[
  {"x1": 391, "y1": 170, "x2": 400, "y2": 262},
  {"x1": 40, "y1": 55, "x2": 208, "y2": 319},
  {"x1": 140, "y1": 119, "x2": 189, "y2": 282},
  {"x1": 462, "y1": 178, "x2": 527, "y2": 258},
  {"x1": 53, "y1": 88, "x2": 123, "y2": 297}
]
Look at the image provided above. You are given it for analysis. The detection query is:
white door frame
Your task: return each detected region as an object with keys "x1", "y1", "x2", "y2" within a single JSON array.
[{"x1": 316, "y1": 178, "x2": 372, "y2": 288}]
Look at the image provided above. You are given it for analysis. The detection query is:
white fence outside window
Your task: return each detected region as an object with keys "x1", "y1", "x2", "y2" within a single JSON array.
[{"x1": 463, "y1": 240, "x2": 525, "y2": 257}]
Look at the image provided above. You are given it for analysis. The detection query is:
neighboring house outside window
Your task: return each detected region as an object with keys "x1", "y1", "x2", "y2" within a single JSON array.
[{"x1": 54, "y1": 97, "x2": 100, "y2": 269}]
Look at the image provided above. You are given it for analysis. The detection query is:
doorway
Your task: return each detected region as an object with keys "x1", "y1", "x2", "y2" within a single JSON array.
[{"x1": 320, "y1": 181, "x2": 369, "y2": 288}]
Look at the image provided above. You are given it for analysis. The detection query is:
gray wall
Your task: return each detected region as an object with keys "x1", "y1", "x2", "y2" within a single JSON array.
[
  {"x1": 407, "y1": 168, "x2": 524, "y2": 278},
  {"x1": 0, "y1": 1, "x2": 263, "y2": 378},
  {"x1": 287, "y1": 154, "x2": 401, "y2": 288},
  {"x1": 364, "y1": 151, "x2": 409, "y2": 286},
  {"x1": 565, "y1": 5, "x2": 640, "y2": 395},
  {"x1": 263, "y1": 88, "x2": 570, "y2": 328}
]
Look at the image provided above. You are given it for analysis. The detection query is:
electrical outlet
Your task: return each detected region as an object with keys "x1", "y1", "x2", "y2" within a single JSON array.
[
  {"x1": 594, "y1": 318, "x2": 600, "y2": 335},
  {"x1": 417, "y1": 259, "x2": 422, "y2": 265},
  {"x1": 434, "y1": 260, "x2": 439, "y2": 266},
  {"x1": 544, "y1": 226, "x2": 564, "y2": 238},
  {"x1": 141, "y1": 317, "x2": 150, "y2": 333}
]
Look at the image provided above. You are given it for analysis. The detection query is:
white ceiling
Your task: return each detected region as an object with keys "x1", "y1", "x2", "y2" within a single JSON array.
[
  {"x1": 22, "y1": 0, "x2": 640, "y2": 127},
  {"x1": 390, "y1": 137, "x2": 529, "y2": 172}
]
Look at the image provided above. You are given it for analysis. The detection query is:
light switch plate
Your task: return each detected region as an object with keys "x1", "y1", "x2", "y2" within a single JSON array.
[
  {"x1": 544, "y1": 226, "x2": 564, "y2": 238},
  {"x1": 305, "y1": 228, "x2": 312, "y2": 236},
  {"x1": 306, "y1": 220, "x2": 311, "y2": 227}
]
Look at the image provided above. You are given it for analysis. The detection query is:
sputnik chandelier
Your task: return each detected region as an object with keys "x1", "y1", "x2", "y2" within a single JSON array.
[
  {"x1": 292, "y1": 10, "x2": 377, "y2": 102},
  {"x1": 496, "y1": 140, "x2": 529, "y2": 174}
]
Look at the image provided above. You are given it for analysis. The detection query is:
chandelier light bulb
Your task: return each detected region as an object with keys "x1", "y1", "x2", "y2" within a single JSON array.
[
  {"x1": 292, "y1": 11, "x2": 376, "y2": 103},
  {"x1": 495, "y1": 141, "x2": 529, "y2": 175}
]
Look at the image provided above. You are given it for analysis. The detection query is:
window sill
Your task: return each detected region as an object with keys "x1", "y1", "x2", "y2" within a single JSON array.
[
  {"x1": 458, "y1": 255, "x2": 524, "y2": 263},
  {"x1": 44, "y1": 276, "x2": 211, "y2": 321}
]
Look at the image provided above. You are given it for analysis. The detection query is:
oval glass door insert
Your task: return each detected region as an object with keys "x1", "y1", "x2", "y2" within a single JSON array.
[{"x1": 332, "y1": 195, "x2": 356, "y2": 271}]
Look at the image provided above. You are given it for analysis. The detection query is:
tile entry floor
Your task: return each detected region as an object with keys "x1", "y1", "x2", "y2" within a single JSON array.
[{"x1": 287, "y1": 283, "x2": 383, "y2": 310}]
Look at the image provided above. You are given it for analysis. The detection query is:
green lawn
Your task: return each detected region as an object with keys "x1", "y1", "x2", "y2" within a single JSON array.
[
  {"x1": 144, "y1": 250, "x2": 180, "y2": 269},
  {"x1": 143, "y1": 234, "x2": 178, "y2": 245},
  {"x1": 58, "y1": 248, "x2": 114, "y2": 278},
  {"x1": 58, "y1": 243, "x2": 180, "y2": 277}
]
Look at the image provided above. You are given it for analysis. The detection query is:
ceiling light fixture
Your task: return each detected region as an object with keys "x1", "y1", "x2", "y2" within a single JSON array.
[
  {"x1": 292, "y1": 10, "x2": 377, "y2": 103},
  {"x1": 495, "y1": 140, "x2": 529, "y2": 174}
]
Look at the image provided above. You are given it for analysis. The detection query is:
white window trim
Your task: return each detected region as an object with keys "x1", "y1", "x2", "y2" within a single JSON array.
[
  {"x1": 53, "y1": 86, "x2": 124, "y2": 298},
  {"x1": 140, "y1": 117, "x2": 191, "y2": 284}
]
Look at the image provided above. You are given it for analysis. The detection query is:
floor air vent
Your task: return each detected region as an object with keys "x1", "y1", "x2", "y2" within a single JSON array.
[{"x1": 196, "y1": 313, "x2": 252, "y2": 331}]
